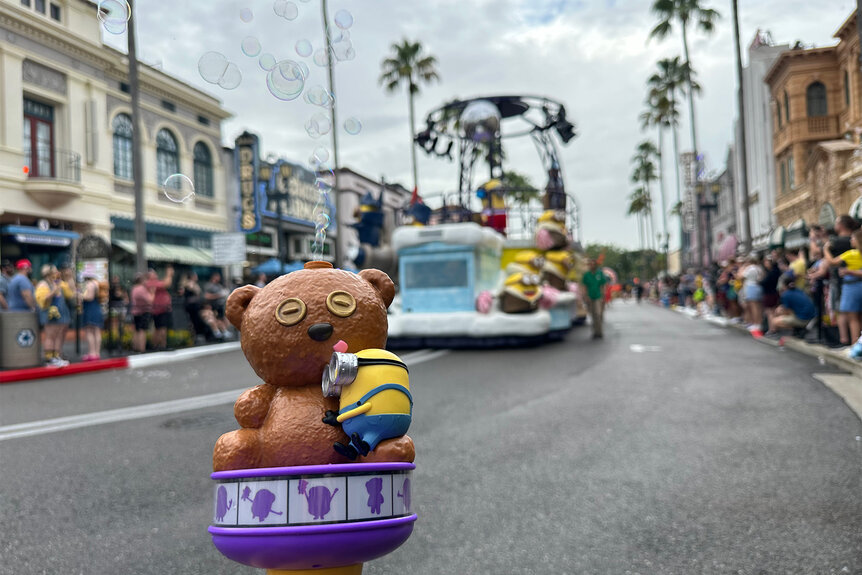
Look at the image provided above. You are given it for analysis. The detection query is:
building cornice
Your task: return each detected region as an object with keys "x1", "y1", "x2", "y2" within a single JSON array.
[
  {"x1": 764, "y1": 46, "x2": 838, "y2": 87},
  {"x1": 834, "y1": 12, "x2": 857, "y2": 41}
]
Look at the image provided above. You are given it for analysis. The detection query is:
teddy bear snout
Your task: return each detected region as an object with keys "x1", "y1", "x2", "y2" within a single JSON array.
[{"x1": 307, "y1": 322, "x2": 334, "y2": 342}]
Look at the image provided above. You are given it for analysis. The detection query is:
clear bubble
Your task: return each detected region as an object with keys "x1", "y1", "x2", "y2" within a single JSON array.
[
  {"x1": 343, "y1": 117, "x2": 362, "y2": 135},
  {"x1": 312, "y1": 146, "x2": 330, "y2": 163},
  {"x1": 241, "y1": 36, "x2": 261, "y2": 57},
  {"x1": 305, "y1": 112, "x2": 332, "y2": 138},
  {"x1": 298, "y1": 61, "x2": 310, "y2": 79},
  {"x1": 259, "y1": 53, "x2": 277, "y2": 71},
  {"x1": 218, "y1": 63, "x2": 242, "y2": 90},
  {"x1": 274, "y1": 0, "x2": 298, "y2": 19},
  {"x1": 266, "y1": 59, "x2": 305, "y2": 101},
  {"x1": 315, "y1": 169, "x2": 336, "y2": 189},
  {"x1": 97, "y1": 0, "x2": 130, "y2": 34},
  {"x1": 239, "y1": 7, "x2": 253, "y2": 22},
  {"x1": 295, "y1": 39, "x2": 313, "y2": 58},
  {"x1": 334, "y1": 9, "x2": 353, "y2": 29},
  {"x1": 313, "y1": 48, "x2": 329, "y2": 67},
  {"x1": 198, "y1": 51, "x2": 229, "y2": 84},
  {"x1": 163, "y1": 174, "x2": 195, "y2": 203},
  {"x1": 305, "y1": 85, "x2": 333, "y2": 108},
  {"x1": 344, "y1": 47, "x2": 356, "y2": 61}
]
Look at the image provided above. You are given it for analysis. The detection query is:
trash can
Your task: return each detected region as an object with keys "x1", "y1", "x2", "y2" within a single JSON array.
[{"x1": 0, "y1": 311, "x2": 41, "y2": 369}]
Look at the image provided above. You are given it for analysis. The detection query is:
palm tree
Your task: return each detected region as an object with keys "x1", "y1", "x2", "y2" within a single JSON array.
[
  {"x1": 631, "y1": 141, "x2": 659, "y2": 251},
  {"x1": 627, "y1": 187, "x2": 652, "y2": 251},
  {"x1": 379, "y1": 39, "x2": 440, "y2": 193},
  {"x1": 649, "y1": 0, "x2": 720, "y2": 266}
]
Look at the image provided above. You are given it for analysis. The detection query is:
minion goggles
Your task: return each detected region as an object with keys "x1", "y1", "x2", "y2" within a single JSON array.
[{"x1": 322, "y1": 352, "x2": 409, "y2": 398}]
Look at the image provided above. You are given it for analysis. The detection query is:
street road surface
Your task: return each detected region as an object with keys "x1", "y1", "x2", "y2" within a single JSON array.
[{"x1": 1, "y1": 303, "x2": 860, "y2": 574}]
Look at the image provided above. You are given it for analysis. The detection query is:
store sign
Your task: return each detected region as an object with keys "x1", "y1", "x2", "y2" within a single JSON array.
[
  {"x1": 14, "y1": 233, "x2": 71, "y2": 246},
  {"x1": 77, "y1": 258, "x2": 108, "y2": 283},
  {"x1": 261, "y1": 162, "x2": 326, "y2": 226},
  {"x1": 235, "y1": 132, "x2": 261, "y2": 234}
]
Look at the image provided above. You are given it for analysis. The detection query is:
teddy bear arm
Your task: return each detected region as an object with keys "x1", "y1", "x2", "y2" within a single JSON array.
[{"x1": 233, "y1": 384, "x2": 277, "y2": 428}]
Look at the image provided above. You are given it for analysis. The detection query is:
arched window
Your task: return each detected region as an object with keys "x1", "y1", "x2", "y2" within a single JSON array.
[
  {"x1": 156, "y1": 128, "x2": 179, "y2": 185},
  {"x1": 193, "y1": 142, "x2": 213, "y2": 197},
  {"x1": 112, "y1": 113, "x2": 133, "y2": 180},
  {"x1": 806, "y1": 82, "x2": 828, "y2": 117},
  {"x1": 818, "y1": 203, "x2": 836, "y2": 227}
]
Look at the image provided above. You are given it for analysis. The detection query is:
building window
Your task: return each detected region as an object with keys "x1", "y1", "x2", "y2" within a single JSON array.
[
  {"x1": 50, "y1": 3, "x2": 60, "y2": 20},
  {"x1": 119, "y1": 82, "x2": 130, "y2": 93},
  {"x1": 776, "y1": 102, "x2": 782, "y2": 128},
  {"x1": 806, "y1": 82, "x2": 828, "y2": 117},
  {"x1": 156, "y1": 128, "x2": 179, "y2": 185},
  {"x1": 22, "y1": 98, "x2": 54, "y2": 178},
  {"x1": 780, "y1": 160, "x2": 786, "y2": 193},
  {"x1": 788, "y1": 155, "x2": 795, "y2": 189},
  {"x1": 34, "y1": 0, "x2": 45, "y2": 13},
  {"x1": 161, "y1": 100, "x2": 176, "y2": 113},
  {"x1": 21, "y1": 0, "x2": 31, "y2": 7},
  {"x1": 112, "y1": 113, "x2": 133, "y2": 180},
  {"x1": 197, "y1": 115, "x2": 210, "y2": 126},
  {"x1": 845, "y1": 69, "x2": 851, "y2": 108},
  {"x1": 784, "y1": 90, "x2": 790, "y2": 122},
  {"x1": 193, "y1": 142, "x2": 213, "y2": 198}
]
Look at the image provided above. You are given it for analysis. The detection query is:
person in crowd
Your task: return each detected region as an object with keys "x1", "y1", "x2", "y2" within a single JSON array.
[
  {"x1": 107, "y1": 275, "x2": 128, "y2": 342},
  {"x1": 7, "y1": 259, "x2": 36, "y2": 312},
  {"x1": 58, "y1": 262, "x2": 76, "y2": 357},
  {"x1": 824, "y1": 215, "x2": 861, "y2": 346},
  {"x1": 826, "y1": 227, "x2": 862, "y2": 347},
  {"x1": 582, "y1": 258, "x2": 607, "y2": 339},
  {"x1": 130, "y1": 273, "x2": 153, "y2": 353},
  {"x1": 786, "y1": 249, "x2": 807, "y2": 290},
  {"x1": 0, "y1": 259, "x2": 14, "y2": 310},
  {"x1": 80, "y1": 274, "x2": 104, "y2": 361},
  {"x1": 740, "y1": 256, "x2": 764, "y2": 331},
  {"x1": 254, "y1": 273, "x2": 267, "y2": 288},
  {"x1": 179, "y1": 272, "x2": 218, "y2": 341},
  {"x1": 766, "y1": 275, "x2": 817, "y2": 336},
  {"x1": 146, "y1": 266, "x2": 174, "y2": 352},
  {"x1": 760, "y1": 256, "x2": 782, "y2": 311},
  {"x1": 35, "y1": 264, "x2": 73, "y2": 367},
  {"x1": 632, "y1": 278, "x2": 643, "y2": 304},
  {"x1": 204, "y1": 272, "x2": 231, "y2": 337}
]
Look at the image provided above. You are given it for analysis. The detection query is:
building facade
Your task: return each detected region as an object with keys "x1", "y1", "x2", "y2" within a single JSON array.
[
  {"x1": 733, "y1": 32, "x2": 789, "y2": 249},
  {"x1": 766, "y1": 13, "x2": 862, "y2": 236},
  {"x1": 0, "y1": 0, "x2": 232, "y2": 281}
]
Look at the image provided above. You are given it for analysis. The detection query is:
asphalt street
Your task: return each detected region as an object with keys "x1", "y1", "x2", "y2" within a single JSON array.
[{"x1": 1, "y1": 302, "x2": 860, "y2": 574}]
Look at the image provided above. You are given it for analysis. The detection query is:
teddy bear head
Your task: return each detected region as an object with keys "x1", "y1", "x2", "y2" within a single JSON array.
[{"x1": 226, "y1": 262, "x2": 395, "y2": 387}]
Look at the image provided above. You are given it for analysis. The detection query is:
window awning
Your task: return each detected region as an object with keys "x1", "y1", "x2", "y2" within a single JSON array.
[
  {"x1": 784, "y1": 219, "x2": 809, "y2": 250},
  {"x1": 850, "y1": 195, "x2": 862, "y2": 220},
  {"x1": 768, "y1": 226, "x2": 786, "y2": 248},
  {"x1": 112, "y1": 239, "x2": 214, "y2": 266},
  {"x1": 1, "y1": 225, "x2": 79, "y2": 247}
]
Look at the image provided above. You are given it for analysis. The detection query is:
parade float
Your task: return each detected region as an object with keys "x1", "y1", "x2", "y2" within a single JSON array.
[{"x1": 348, "y1": 95, "x2": 587, "y2": 348}]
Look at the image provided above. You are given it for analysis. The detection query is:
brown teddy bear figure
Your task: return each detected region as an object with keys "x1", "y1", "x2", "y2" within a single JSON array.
[{"x1": 212, "y1": 261, "x2": 415, "y2": 471}]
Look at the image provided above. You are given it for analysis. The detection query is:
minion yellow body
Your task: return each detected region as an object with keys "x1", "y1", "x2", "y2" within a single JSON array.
[{"x1": 333, "y1": 349, "x2": 412, "y2": 456}]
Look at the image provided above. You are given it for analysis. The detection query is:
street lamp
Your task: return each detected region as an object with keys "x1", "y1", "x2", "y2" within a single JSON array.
[{"x1": 698, "y1": 181, "x2": 720, "y2": 268}]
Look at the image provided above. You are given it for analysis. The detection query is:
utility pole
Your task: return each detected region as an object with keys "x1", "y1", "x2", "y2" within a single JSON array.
[
  {"x1": 732, "y1": 0, "x2": 752, "y2": 254},
  {"x1": 321, "y1": 0, "x2": 341, "y2": 266},
  {"x1": 127, "y1": 0, "x2": 146, "y2": 274}
]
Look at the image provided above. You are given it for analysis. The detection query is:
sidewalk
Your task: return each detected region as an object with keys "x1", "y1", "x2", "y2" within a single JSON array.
[
  {"x1": 668, "y1": 304, "x2": 862, "y2": 420},
  {"x1": 0, "y1": 341, "x2": 241, "y2": 384}
]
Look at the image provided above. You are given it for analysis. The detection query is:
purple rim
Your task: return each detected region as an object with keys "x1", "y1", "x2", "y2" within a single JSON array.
[
  {"x1": 211, "y1": 462, "x2": 415, "y2": 480},
  {"x1": 209, "y1": 514, "x2": 417, "y2": 536}
]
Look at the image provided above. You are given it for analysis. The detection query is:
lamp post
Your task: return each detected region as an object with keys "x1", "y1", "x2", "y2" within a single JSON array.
[{"x1": 698, "y1": 181, "x2": 720, "y2": 268}]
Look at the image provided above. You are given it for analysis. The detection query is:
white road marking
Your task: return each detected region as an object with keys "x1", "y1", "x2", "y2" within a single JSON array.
[
  {"x1": 629, "y1": 344, "x2": 662, "y2": 353},
  {"x1": 812, "y1": 373, "x2": 862, "y2": 422},
  {"x1": 0, "y1": 349, "x2": 449, "y2": 441}
]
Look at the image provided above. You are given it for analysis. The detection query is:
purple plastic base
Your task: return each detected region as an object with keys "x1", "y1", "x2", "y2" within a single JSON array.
[
  {"x1": 210, "y1": 463, "x2": 416, "y2": 570},
  {"x1": 210, "y1": 515, "x2": 416, "y2": 570}
]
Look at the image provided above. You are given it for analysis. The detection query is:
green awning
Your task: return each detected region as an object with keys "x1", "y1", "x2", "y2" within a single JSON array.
[{"x1": 112, "y1": 239, "x2": 213, "y2": 266}]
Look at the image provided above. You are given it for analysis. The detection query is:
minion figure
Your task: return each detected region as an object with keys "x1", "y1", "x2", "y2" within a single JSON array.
[
  {"x1": 542, "y1": 251, "x2": 575, "y2": 290},
  {"x1": 536, "y1": 210, "x2": 568, "y2": 250},
  {"x1": 322, "y1": 349, "x2": 412, "y2": 459},
  {"x1": 499, "y1": 272, "x2": 543, "y2": 314},
  {"x1": 505, "y1": 250, "x2": 545, "y2": 277}
]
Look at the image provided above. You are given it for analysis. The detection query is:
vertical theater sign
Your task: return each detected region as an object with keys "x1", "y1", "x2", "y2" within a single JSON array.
[{"x1": 236, "y1": 131, "x2": 261, "y2": 234}]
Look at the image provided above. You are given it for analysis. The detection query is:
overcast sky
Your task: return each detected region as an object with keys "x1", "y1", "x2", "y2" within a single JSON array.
[{"x1": 105, "y1": 0, "x2": 855, "y2": 249}]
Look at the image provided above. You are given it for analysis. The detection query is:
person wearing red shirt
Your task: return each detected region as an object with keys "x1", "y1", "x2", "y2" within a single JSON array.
[{"x1": 146, "y1": 266, "x2": 174, "y2": 351}]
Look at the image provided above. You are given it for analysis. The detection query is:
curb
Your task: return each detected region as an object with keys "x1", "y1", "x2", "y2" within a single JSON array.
[{"x1": 0, "y1": 341, "x2": 242, "y2": 384}]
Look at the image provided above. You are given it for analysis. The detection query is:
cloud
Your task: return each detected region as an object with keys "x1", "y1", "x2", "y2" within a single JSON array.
[{"x1": 104, "y1": 0, "x2": 854, "y2": 250}]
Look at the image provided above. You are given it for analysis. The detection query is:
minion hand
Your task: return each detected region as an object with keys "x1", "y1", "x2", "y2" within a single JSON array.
[{"x1": 322, "y1": 410, "x2": 339, "y2": 426}]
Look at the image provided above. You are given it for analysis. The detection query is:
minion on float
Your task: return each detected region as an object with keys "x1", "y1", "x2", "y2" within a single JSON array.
[
  {"x1": 542, "y1": 250, "x2": 575, "y2": 290},
  {"x1": 536, "y1": 210, "x2": 568, "y2": 250},
  {"x1": 322, "y1": 349, "x2": 412, "y2": 459},
  {"x1": 499, "y1": 272, "x2": 543, "y2": 314}
]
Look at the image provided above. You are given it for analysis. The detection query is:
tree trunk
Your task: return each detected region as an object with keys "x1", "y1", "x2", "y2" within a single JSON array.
[
  {"x1": 670, "y1": 94, "x2": 685, "y2": 266},
  {"x1": 408, "y1": 86, "x2": 419, "y2": 192},
  {"x1": 732, "y1": 0, "x2": 752, "y2": 253},
  {"x1": 657, "y1": 128, "x2": 670, "y2": 275},
  {"x1": 681, "y1": 20, "x2": 702, "y2": 269}
]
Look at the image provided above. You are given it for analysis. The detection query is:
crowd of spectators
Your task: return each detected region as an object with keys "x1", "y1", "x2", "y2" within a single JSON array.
[{"x1": 652, "y1": 214, "x2": 862, "y2": 356}]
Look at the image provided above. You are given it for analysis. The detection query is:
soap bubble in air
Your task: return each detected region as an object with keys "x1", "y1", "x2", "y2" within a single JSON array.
[
  {"x1": 334, "y1": 9, "x2": 353, "y2": 29},
  {"x1": 163, "y1": 174, "x2": 195, "y2": 203},
  {"x1": 241, "y1": 36, "x2": 261, "y2": 57},
  {"x1": 305, "y1": 112, "x2": 332, "y2": 138},
  {"x1": 295, "y1": 39, "x2": 313, "y2": 58},
  {"x1": 97, "y1": 0, "x2": 130, "y2": 34},
  {"x1": 259, "y1": 53, "x2": 277, "y2": 71},
  {"x1": 266, "y1": 60, "x2": 306, "y2": 101},
  {"x1": 217, "y1": 63, "x2": 242, "y2": 90},
  {"x1": 343, "y1": 117, "x2": 362, "y2": 135},
  {"x1": 239, "y1": 7, "x2": 253, "y2": 22}
]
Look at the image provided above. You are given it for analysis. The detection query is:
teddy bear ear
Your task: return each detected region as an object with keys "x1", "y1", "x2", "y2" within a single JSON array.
[
  {"x1": 226, "y1": 285, "x2": 260, "y2": 331},
  {"x1": 358, "y1": 269, "x2": 395, "y2": 308}
]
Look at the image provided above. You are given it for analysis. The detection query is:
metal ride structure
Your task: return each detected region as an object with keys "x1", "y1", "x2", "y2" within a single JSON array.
[{"x1": 414, "y1": 94, "x2": 580, "y2": 243}]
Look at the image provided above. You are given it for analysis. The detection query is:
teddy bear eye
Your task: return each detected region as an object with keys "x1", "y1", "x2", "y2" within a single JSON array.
[
  {"x1": 326, "y1": 291, "x2": 357, "y2": 317},
  {"x1": 275, "y1": 297, "x2": 307, "y2": 326}
]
